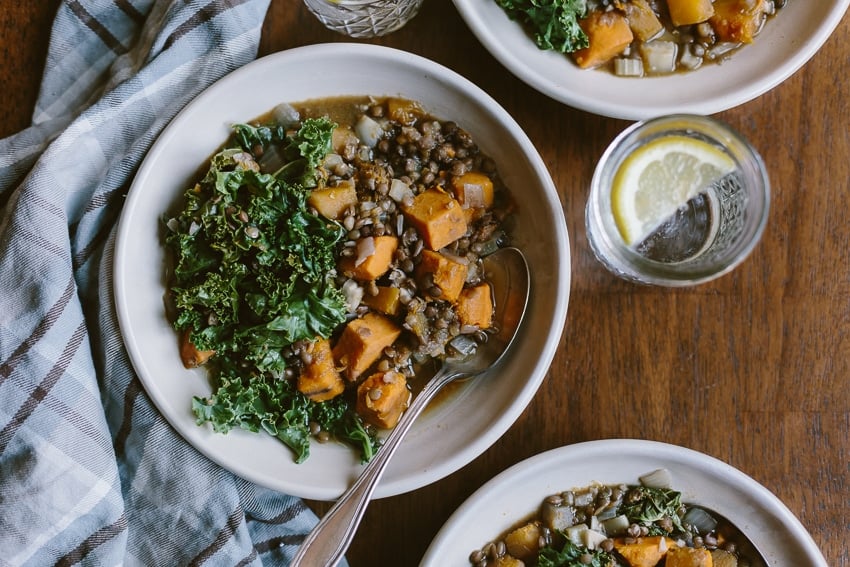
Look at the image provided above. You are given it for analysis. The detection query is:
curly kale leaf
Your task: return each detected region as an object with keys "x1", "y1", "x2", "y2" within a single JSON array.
[
  {"x1": 166, "y1": 114, "x2": 370, "y2": 463},
  {"x1": 538, "y1": 539, "x2": 613, "y2": 567},
  {"x1": 495, "y1": 0, "x2": 589, "y2": 53},
  {"x1": 619, "y1": 486, "x2": 685, "y2": 535},
  {"x1": 232, "y1": 122, "x2": 287, "y2": 152},
  {"x1": 191, "y1": 361, "x2": 378, "y2": 464},
  {"x1": 275, "y1": 116, "x2": 336, "y2": 187}
]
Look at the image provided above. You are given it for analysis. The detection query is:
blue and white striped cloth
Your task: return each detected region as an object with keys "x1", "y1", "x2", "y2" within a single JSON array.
[{"x1": 0, "y1": 2, "x2": 328, "y2": 565}]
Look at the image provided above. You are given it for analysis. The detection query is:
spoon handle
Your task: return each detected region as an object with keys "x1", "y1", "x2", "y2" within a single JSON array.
[{"x1": 290, "y1": 365, "x2": 460, "y2": 567}]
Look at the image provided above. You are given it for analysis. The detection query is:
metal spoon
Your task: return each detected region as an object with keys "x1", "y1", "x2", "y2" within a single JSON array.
[{"x1": 291, "y1": 246, "x2": 530, "y2": 567}]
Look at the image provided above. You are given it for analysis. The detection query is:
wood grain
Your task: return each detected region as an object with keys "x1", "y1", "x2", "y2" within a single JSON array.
[{"x1": 2, "y1": 1, "x2": 847, "y2": 565}]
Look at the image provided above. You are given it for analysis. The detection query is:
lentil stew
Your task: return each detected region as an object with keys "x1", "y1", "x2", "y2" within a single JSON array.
[
  {"x1": 468, "y1": 468, "x2": 757, "y2": 567},
  {"x1": 164, "y1": 96, "x2": 515, "y2": 464},
  {"x1": 497, "y1": 0, "x2": 789, "y2": 77}
]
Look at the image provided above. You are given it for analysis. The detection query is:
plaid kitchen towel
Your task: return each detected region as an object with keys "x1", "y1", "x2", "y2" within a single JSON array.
[{"x1": 0, "y1": 1, "x2": 333, "y2": 565}]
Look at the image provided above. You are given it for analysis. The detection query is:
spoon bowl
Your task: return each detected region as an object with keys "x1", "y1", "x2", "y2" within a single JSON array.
[{"x1": 291, "y1": 246, "x2": 530, "y2": 567}]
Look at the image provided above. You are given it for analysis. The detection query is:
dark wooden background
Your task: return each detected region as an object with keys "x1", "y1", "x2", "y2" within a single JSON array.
[{"x1": 2, "y1": 1, "x2": 847, "y2": 565}]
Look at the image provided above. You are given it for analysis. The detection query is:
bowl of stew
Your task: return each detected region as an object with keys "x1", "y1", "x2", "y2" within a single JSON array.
[
  {"x1": 452, "y1": 0, "x2": 850, "y2": 119},
  {"x1": 421, "y1": 440, "x2": 827, "y2": 566},
  {"x1": 114, "y1": 43, "x2": 570, "y2": 500}
]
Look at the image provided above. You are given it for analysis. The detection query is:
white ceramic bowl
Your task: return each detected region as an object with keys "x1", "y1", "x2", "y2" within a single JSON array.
[
  {"x1": 113, "y1": 44, "x2": 570, "y2": 500},
  {"x1": 421, "y1": 439, "x2": 827, "y2": 566},
  {"x1": 452, "y1": 0, "x2": 850, "y2": 119}
]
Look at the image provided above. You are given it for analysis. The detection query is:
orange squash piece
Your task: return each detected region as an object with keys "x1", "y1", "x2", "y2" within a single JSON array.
[
  {"x1": 573, "y1": 10, "x2": 634, "y2": 69},
  {"x1": 297, "y1": 338, "x2": 345, "y2": 402},
  {"x1": 332, "y1": 313, "x2": 401, "y2": 381},
  {"x1": 362, "y1": 285, "x2": 402, "y2": 316},
  {"x1": 386, "y1": 97, "x2": 424, "y2": 126},
  {"x1": 332, "y1": 126, "x2": 359, "y2": 154},
  {"x1": 356, "y1": 370, "x2": 410, "y2": 429},
  {"x1": 402, "y1": 188, "x2": 468, "y2": 250},
  {"x1": 710, "y1": 0, "x2": 767, "y2": 44},
  {"x1": 613, "y1": 536, "x2": 678, "y2": 567},
  {"x1": 308, "y1": 179, "x2": 357, "y2": 220},
  {"x1": 339, "y1": 235, "x2": 398, "y2": 281},
  {"x1": 620, "y1": 0, "x2": 664, "y2": 41},
  {"x1": 179, "y1": 328, "x2": 214, "y2": 368},
  {"x1": 666, "y1": 546, "x2": 714, "y2": 567},
  {"x1": 416, "y1": 249, "x2": 468, "y2": 303},
  {"x1": 666, "y1": 0, "x2": 715, "y2": 27},
  {"x1": 451, "y1": 171, "x2": 494, "y2": 210},
  {"x1": 456, "y1": 283, "x2": 493, "y2": 329}
]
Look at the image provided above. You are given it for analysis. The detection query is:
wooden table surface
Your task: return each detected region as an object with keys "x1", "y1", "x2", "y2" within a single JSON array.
[{"x1": 3, "y1": 2, "x2": 848, "y2": 566}]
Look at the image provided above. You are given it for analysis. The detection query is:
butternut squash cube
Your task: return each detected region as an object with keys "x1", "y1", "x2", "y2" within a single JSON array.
[
  {"x1": 503, "y1": 522, "x2": 542, "y2": 561},
  {"x1": 386, "y1": 97, "x2": 424, "y2": 126},
  {"x1": 666, "y1": 0, "x2": 715, "y2": 27},
  {"x1": 621, "y1": 0, "x2": 664, "y2": 41},
  {"x1": 451, "y1": 171, "x2": 494, "y2": 210},
  {"x1": 573, "y1": 11, "x2": 634, "y2": 69},
  {"x1": 666, "y1": 546, "x2": 714, "y2": 567},
  {"x1": 331, "y1": 126, "x2": 359, "y2": 154},
  {"x1": 457, "y1": 283, "x2": 493, "y2": 329},
  {"x1": 333, "y1": 313, "x2": 401, "y2": 381},
  {"x1": 613, "y1": 536, "x2": 678, "y2": 567},
  {"x1": 356, "y1": 370, "x2": 410, "y2": 429},
  {"x1": 308, "y1": 179, "x2": 357, "y2": 220},
  {"x1": 416, "y1": 249, "x2": 468, "y2": 303},
  {"x1": 339, "y1": 235, "x2": 398, "y2": 281},
  {"x1": 363, "y1": 285, "x2": 402, "y2": 316},
  {"x1": 179, "y1": 328, "x2": 214, "y2": 368},
  {"x1": 297, "y1": 338, "x2": 345, "y2": 402},
  {"x1": 491, "y1": 557, "x2": 524, "y2": 567},
  {"x1": 402, "y1": 188, "x2": 468, "y2": 250},
  {"x1": 710, "y1": 0, "x2": 767, "y2": 43}
]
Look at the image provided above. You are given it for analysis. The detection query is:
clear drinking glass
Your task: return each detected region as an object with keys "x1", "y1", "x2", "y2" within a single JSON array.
[
  {"x1": 303, "y1": 0, "x2": 424, "y2": 38},
  {"x1": 585, "y1": 115, "x2": 770, "y2": 286}
]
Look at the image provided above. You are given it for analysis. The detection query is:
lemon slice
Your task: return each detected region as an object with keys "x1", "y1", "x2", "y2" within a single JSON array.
[{"x1": 611, "y1": 135, "x2": 737, "y2": 246}]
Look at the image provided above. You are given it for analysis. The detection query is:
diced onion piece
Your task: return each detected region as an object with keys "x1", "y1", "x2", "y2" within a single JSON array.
[
  {"x1": 389, "y1": 178, "x2": 413, "y2": 203},
  {"x1": 601, "y1": 514, "x2": 630, "y2": 536},
  {"x1": 462, "y1": 182, "x2": 485, "y2": 208},
  {"x1": 354, "y1": 237, "x2": 376, "y2": 266},
  {"x1": 679, "y1": 45, "x2": 703, "y2": 70},
  {"x1": 448, "y1": 334, "x2": 477, "y2": 357},
  {"x1": 682, "y1": 506, "x2": 719, "y2": 535},
  {"x1": 440, "y1": 249, "x2": 469, "y2": 266},
  {"x1": 708, "y1": 41, "x2": 741, "y2": 60},
  {"x1": 272, "y1": 103, "x2": 300, "y2": 127},
  {"x1": 639, "y1": 468, "x2": 673, "y2": 488},
  {"x1": 564, "y1": 524, "x2": 588, "y2": 546},
  {"x1": 341, "y1": 278, "x2": 363, "y2": 312},
  {"x1": 639, "y1": 40, "x2": 678, "y2": 74},
  {"x1": 323, "y1": 153, "x2": 344, "y2": 169},
  {"x1": 614, "y1": 57, "x2": 644, "y2": 77},
  {"x1": 354, "y1": 114, "x2": 384, "y2": 147},
  {"x1": 582, "y1": 529, "x2": 608, "y2": 550}
]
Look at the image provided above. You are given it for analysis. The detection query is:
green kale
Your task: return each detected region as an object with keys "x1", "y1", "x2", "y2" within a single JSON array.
[
  {"x1": 232, "y1": 122, "x2": 287, "y2": 152},
  {"x1": 619, "y1": 486, "x2": 686, "y2": 535},
  {"x1": 538, "y1": 538, "x2": 613, "y2": 567},
  {"x1": 495, "y1": 0, "x2": 589, "y2": 53},
  {"x1": 167, "y1": 115, "x2": 376, "y2": 463},
  {"x1": 275, "y1": 116, "x2": 335, "y2": 187}
]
